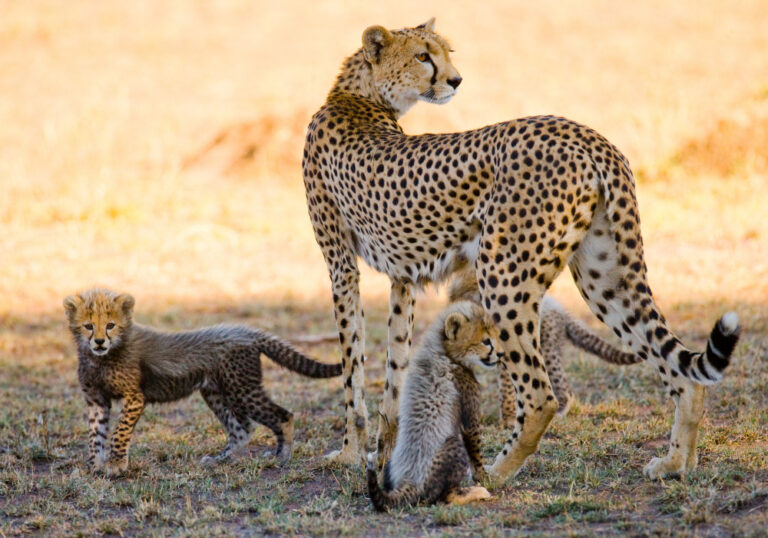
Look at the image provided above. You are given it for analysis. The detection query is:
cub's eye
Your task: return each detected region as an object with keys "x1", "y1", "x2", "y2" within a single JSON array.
[
  {"x1": 106, "y1": 322, "x2": 115, "y2": 330},
  {"x1": 83, "y1": 323, "x2": 94, "y2": 331},
  {"x1": 415, "y1": 52, "x2": 429, "y2": 63}
]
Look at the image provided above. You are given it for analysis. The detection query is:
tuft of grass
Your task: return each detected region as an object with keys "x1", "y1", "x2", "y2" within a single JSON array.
[{"x1": 1, "y1": 1, "x2": 767, "y2": 536}]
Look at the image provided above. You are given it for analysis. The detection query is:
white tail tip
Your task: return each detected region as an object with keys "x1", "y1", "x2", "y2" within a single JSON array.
[{"x1": 720, "y1": 312, "x2": 739, "y2": 334}]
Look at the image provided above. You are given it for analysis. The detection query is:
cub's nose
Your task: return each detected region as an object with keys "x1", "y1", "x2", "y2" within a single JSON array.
[
  {"x1": 94, "y1": 338, "x2": 105, "y2": 345},
  {"x1": 447, "y1": 76, "x2": 462, "y2": 89}
]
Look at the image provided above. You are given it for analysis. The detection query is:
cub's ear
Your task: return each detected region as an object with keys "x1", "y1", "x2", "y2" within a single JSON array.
[
  {"x1": 444, "y1": 312, "x2": 467, "y2": 341},
  {"x1": 362, "y1": 25, "x2": 393, "y2": 64},
  {"x1": 416, "y1": 17, "x2": 436, "y2": 32},
  {"x1": 63, "y1": 294, "x2": 82, "y2": 319},
  {"x1": 116, "y1": 294, "x2": 135, "y2": 316}
]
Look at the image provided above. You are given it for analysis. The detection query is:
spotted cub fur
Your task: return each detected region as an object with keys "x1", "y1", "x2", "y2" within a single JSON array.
[
  {"x1": 367, "y1": 301, "x2": 496, "y2": 511},
  {"x1": 448, "y1": 268, "x2": 641, "y2": 420},
  {"x1": 64, "y1": 288, "x2": 341, "y2": 475}
]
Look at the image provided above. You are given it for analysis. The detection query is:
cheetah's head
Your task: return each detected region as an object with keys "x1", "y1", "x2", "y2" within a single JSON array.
[
  {"x1": 64, "y1": 288, "x2": 134, "y2": 357},
  {"x1": 362, "y1": 18, "x2": 462, "y2": 116},
  {"x1": 442, "y1": 301, "x2": 501, "y2": 370}
]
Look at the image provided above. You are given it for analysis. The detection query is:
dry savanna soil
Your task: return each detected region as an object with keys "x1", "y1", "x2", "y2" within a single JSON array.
[{"x1": 1, "y1": 1, "x2": 767, "y2": 536}]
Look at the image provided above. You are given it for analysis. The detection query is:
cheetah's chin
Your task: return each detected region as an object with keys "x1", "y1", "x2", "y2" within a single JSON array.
[{"x1": 419, "y1": 94, "x2": 453, "y2": 105}]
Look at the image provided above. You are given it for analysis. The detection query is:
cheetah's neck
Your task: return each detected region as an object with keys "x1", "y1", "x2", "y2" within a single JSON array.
[{"x1": 329, "y1": 50, "x2": 398, "y2": 116}]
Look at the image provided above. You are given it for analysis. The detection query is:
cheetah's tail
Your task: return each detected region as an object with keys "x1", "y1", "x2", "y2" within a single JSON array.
[
  {"x1": 684, "y1": 312, "x2": 741, "y2": 384},
  {"x1": 564, "y1": 318, "x2": 643, "y2": 365},
  {"x1": 596, "y1": 149, "x2": 740, "y2": 385},
  {"x1": 257, "y1": 331, "x2": 342, "y2": 378}
]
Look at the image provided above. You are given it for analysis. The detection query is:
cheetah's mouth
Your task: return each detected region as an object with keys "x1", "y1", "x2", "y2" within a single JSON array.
[
  {"x1": 419, "y1": 88, "x2": 454, "y2": 105},
  {"x1": 91, "y1": 346, "x2": 108, "y2": 356}
]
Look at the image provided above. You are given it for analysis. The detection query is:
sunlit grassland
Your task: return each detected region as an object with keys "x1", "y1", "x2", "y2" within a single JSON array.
[{"x1": 1, "y1": 1, "x2": 767, "y2": 535}]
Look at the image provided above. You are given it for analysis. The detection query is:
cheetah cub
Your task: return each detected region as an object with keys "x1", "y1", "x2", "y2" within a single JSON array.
[
  {"x1": 367, "y1": 301, "x2": 497, "y2": 511},
  {"x1": 448, "y1": 268, "x2": 641, "y2": 421},
  {"x1": 64, "y1": 288, "x2": 341, "y2": 476}
]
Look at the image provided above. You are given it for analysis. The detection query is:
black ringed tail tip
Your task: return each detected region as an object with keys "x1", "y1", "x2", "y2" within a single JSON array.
[{"x1": 699, "y1": 311, "x2": 740, "y2": 384}]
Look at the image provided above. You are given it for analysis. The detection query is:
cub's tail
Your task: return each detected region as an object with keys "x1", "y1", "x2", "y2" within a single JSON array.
[
  {"x1": 564, "y1": 317, "x2": 643, "y2": 366},
  {"x1": 367, "y1": 455, "x2": 419, "y2": 512},
  {"x1": 257, "y1": 331, "x2": 342, "y2": 378}
]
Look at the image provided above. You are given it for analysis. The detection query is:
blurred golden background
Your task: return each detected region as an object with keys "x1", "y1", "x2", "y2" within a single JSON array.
[
  {"x1": 2, "y1": 0, "x2": 767, "y2": 317},
  {"x1": 2, "y1": 4, "x2": 767, "y2": 534}
]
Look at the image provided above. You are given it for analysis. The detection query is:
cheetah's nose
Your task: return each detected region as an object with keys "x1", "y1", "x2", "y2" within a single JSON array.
[
  {"x1": 94, "y1": 338, "x2": 105, "y2": 345},
  {"x1": 447, "y1": 77, "x2": 462, "y2": 89}
]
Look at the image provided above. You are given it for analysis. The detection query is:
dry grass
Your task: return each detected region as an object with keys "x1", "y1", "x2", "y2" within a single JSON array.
[{"x1": 1, "y1": 1, "x2": 767, "y2": 535}]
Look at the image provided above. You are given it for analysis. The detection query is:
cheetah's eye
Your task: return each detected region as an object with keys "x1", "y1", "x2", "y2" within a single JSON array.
[
  {"x1": 415, "y1": 52, "x2": 429, "y2": 63},
  {"x1": 106, "y1": 322, "x2": 115, "y2": 330},
  {"x1": 83, "y1": 323, "x2": 94, "y2": 331}
]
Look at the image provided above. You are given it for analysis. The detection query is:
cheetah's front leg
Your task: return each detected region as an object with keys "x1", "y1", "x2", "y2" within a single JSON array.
[
  {"x1": 374, "y1": 280, "x2": 414, "y2": 468},
  {"x1": 325, "y1": 267, "x2": 369, "y2": 465},
  {"x1": 105, "y1": 391, "x2": 145, "y2": 476},
  {"x1": 85, "y1": 395, "x2": 111, "y2": 471}
]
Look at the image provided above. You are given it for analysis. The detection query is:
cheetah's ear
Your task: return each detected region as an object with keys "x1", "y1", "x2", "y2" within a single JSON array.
[
  {"x1": 416, "y1": 18, "x2": 436, "y2": 32},
  {"x1": 444, "y1": 312, "x2": 467, "y2": 342},
  {"x1": 115, "y1": 294, "x2": 135, "y2": 316},
  {"x1": 63, "y1": 294, "x2": 83, "y2": 319},
  {"x1": 362, "y1": 25, "x2": 393, "y2": 64}
]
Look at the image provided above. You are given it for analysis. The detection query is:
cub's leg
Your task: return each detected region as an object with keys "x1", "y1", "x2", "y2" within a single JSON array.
[
  {"x1": 422, "y1": 434, "x2": 487, "y2": 505},
  {"x1": 105, "y1": 391, "x2": 145, "y2": 476},
  {"x1": 375, "y1": 280, "x2": 415, "y2": 468},
  {"x1": 246, "y1": 397, "x2": 294, "y2": 463},
  {"x1": 84, "y1": 395, "x2": 111, "y2": 471},
  {"x1": 200, "y1": 389, "x2": 250, "y2": 464},
  {"x1": 453, "y1": 367, "x2": 488, "y2": 482},
  {"x1": 539, "y1": 308, "x2": 575, "y2": 416}
]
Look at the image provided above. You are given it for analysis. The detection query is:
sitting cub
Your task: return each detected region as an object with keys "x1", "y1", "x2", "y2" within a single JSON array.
[
  {"x1": 367, "y1": 301, "x2": 497, "y2": 511},
  {"x1": 64, "y1": 288, "x2": 341, "y2": 475}
]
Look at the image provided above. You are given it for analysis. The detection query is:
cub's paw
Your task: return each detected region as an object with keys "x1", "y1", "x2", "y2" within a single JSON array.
[
  {"x1": 276, "y1": 445, "x2": 292, "y2": 464},
  {"x1": 643, "y1": 457, "x2": 684, "y2": 480},
  {"x1": 447, "y1": 486, "x2": 493, "y2": 505},
  {"x1": 556, "y1": 393, "x2": 575, "y2": 417}
]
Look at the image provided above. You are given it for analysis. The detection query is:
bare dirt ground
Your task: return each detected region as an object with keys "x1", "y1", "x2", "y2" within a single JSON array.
[{"x1": 1, "y1": 1, "x2": 767, "y2": 535}]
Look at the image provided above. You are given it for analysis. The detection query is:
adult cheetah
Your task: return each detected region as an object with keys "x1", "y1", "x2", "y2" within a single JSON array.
[{"x1": 302, "y1": 18, "x2": 740, "y2": 482}]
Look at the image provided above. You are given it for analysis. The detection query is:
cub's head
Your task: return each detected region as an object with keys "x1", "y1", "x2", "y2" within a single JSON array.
[
  {"x1": 442, "y1": 301, "x2": 501, "y2": 370},
  {"x1": 362, "y1": 18, "x2": 462, "y2": 116},
  {"x1": 63, "y1": 288, "x2": 135, "y2": 357}
]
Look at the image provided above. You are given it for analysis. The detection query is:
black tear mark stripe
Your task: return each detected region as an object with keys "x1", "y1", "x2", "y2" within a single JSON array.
[{"x1": 426, "y1": 55, "x2": 438, "y2": 85}]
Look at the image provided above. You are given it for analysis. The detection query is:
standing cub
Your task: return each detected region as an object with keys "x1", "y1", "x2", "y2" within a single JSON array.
[
  {"x1": 64, "y1": 288, "x2": 341, "y2": 476},
  {"x1": 367, "y1": 301, "x2": 497, "y2": 511}
]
